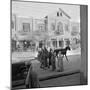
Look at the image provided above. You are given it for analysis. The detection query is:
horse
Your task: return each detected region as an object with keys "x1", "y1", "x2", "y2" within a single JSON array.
[{"x1": 54, "y1": 46, "x2": 71, "y2": 61}]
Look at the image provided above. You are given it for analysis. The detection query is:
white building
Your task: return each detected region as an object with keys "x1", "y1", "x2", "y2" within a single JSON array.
[
  {"x1": 11, "y1": 15, "x2": 47, "y2": 51},
  {"x1": 11, "y1": 8, "x2": 80, "y2": 51},
  {"x1": 45, "y1": 8, "x2": 72, "y2": 49}
]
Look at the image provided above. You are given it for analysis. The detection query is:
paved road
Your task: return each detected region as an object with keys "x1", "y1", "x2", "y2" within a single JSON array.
[{"x1": 12, "y1": 48, "x2": 81, "y2": 61}]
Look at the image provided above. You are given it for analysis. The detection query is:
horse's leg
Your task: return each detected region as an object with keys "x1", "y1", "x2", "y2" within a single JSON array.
[{"x1": 65, "y1": 54, "x2": 69, "y2": 62}]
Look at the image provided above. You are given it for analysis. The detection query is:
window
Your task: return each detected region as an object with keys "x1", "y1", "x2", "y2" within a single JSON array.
[
  {"x1": 57, "y1": 12, "x2": 59, "y2": 16},
  {"x1": 65, "y1": 24, "x2": 69, "y2": 32},
  {"x1": 23, "y1": 23, "x2": 30, "y2": 32},
  {"x1": 57, "y1": 12, "x2": 62, "y2": 17},
  {"x1": 56, "y1": 22, "x2": 63, "y2": 35},
  {"x1": 11, "y1": 21, "x2": 14, "y2": 29},
  {"x1": 51, "y1": 23, "x2": 55, "y2": 31},
  {"x1": 59, "y1": 40, "x2": 64, "y2": 47},
  {"x1": 71, "y1": 24, "x2": 79, "y2": 36},
  {"x1": 65, "y1": 39, "x2": 70, "y2": 46},
  {"x1": 52, "y1": 39, "x2": 57, "y2": 48},
  {"x1": 38, "y1": 24, "x2": 45, "y2": 32},
  {"x1": 39, "y1": 25, "x2": 43, "y2": 31},
  {"x1": 60, "y1": 12, "x2": 62, "y2": 16}
]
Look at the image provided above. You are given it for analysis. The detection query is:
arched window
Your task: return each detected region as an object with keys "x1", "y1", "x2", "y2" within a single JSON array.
[
  {"x1": 65, "y1": 24, "x2": 69, "y2": 32},
  {"x1": 59, "y1": 40, "x2": 64, "y2": 48},
  {"x1": 38, "y1": 24, "x2": 45, "y2": 32},
  {"x1": 23, "y1": 23, "x2": 30, "y2": 32},
  {"x1": 51, "y1": 23, "x2": 55, "y2": 31},
  {"x1": 56, "y1": 22, "x2": 63, "y2": 35},
  {"x1": 52, "y1": 39, "x2": 57, "y2": 48}
]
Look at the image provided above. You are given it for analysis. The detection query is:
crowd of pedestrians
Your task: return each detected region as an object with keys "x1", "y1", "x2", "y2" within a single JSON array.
[
  {"x1": 25, "y1": 46, "x2": 70, "y2": 88},
  {"x1": 38, "y1": 46, "x2": 64, "y2": 72}
]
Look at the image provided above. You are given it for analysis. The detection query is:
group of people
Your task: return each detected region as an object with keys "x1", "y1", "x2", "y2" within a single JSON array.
[
  {"x1": 25, "y1": 46, "x2": 70, "y2": 88},
  {"x1": 38, "y1": 46, "x2": 64, "y2": 72},
  {"x1": 25, "y1": 46, "x2": 71, "y2": 88}
]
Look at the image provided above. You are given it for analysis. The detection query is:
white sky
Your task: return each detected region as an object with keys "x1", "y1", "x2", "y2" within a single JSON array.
[{"x1": 12, "y1": 1, "x2": 80, "y2": 22}]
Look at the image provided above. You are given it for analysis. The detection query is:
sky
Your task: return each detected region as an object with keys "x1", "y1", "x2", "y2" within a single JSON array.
[{"x1": 12, "y1": 1, "x2": 80, "y2": 22}]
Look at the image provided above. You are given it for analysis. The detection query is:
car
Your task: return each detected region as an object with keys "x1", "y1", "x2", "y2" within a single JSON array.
[{"x1": 12, "y1": 60, "x2": 31, "y2": 87}]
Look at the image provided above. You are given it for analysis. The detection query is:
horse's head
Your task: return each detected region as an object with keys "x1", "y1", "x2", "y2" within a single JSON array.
[{"x1": 66, "y1": 46, "x2": 71, "y2": 51}]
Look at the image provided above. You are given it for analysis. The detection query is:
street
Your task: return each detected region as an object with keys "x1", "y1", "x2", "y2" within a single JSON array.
[
  {"x1": 11, "y1": 2, "x2": 85, "y2": 89},
  {"x1": 12, "y1": 51, "x2": 81, "y2": 79},
  {"x1": 12, "y1": 47, "x2": 81, "y2": 62},
  {"x1": 12, "y1": 51, "x2": 81, "y2": 89}
]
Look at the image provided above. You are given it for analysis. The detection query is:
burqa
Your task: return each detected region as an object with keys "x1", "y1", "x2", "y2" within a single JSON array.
[{"x1": 25, "y1": 64, "x2": 40, "y2": 88}]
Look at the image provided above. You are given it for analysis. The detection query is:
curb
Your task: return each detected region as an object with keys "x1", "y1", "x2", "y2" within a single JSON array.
[
  {"x1": 39, "y1": 70, "x2": 80, "y2": 81},
  {"x1": 12, "y1": 69, "x2": 80, "y2": 87}
]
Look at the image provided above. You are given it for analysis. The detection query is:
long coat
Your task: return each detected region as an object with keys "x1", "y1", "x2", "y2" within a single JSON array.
[
  {"x1": 57, "y1": 54, "x2": 64, "y2": 72},
  {"x1": 48, "y1": 51, "x2": 52, "y2": 65},
  {"x1": 25, "y1": 68, "x2": 40, "y2": 88},
  {"x1": 51, "y1": 53, "x2": 56, "y2": 71}
]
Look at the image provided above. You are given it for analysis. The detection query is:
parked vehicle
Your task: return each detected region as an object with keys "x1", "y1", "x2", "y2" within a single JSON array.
[{"x1": 12, "y1": 60, "x2": 31, "y2": 87}]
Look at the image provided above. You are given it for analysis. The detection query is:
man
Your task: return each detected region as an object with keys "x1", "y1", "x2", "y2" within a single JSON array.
[
  {"x1": 57, "y1": 51, "x2": 64, "y2": 72},
  {"x1": 48, "y1": 48, "x2": 52, "y2": 67},
  {"x1": 25, "y1": 62, "x2": 40, "y2": 88},
  {"x1": 51, "y1": 51, "x2": 56, "y2": 71},
  {"x1": 44, "y1": 47, "x2": 49, "y2": 68},
  {"x1": 39, "y1": 47, "x2": 46, "y2": 69}
]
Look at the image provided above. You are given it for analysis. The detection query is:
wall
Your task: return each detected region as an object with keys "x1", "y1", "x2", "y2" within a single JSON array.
[{"x1": 80, "y1": 5, "x2": 88, "y2": 85}]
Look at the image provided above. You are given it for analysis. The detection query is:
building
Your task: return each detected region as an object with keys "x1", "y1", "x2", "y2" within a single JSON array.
[
  {"x1": 70, "y1": 22, "x2": 80, "y2": 50},
  {"x1": 11, "y1": 15, "x2": 47, "y2": 51},
  {"x1": 11, "y1": 14, "x2": 17, "y2": 51},
  {"x1": 45, "y1": 8, "x2": 71, "y2": 49},
  {"x1": 11, "y1": 8, "x2": 80, "y2": 51}
]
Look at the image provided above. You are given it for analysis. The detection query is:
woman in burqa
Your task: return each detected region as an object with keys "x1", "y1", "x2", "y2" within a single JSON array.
[{"x1": 25, "y1": 62, "x2": 40, "y2": 88}]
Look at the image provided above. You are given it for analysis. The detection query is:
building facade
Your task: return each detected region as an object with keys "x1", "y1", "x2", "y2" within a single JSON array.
[
  {"x1": 45, "y1": 8, "x2": 71, "y2": 49},
  {"x1": 11, "y1": 15, "x2": 47, "y2": 51},
  {"x1": 11, "y1": 8, "x2": 80, "y2": 52}
]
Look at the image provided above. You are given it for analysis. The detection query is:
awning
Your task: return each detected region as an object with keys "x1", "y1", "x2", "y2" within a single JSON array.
[{"x1": 16, "y1": 31, "x2": 50, "y2": 42}]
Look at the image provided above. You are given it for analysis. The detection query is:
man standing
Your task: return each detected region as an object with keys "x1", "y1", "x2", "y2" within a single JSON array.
[
  {"x1": 44, "y1": 47, "x2": 49, "y2": 68},
  {"x1": 51, "y1": 51, "x2": 56, "y2": 71},
  {"x1": 57, "y1": 51, "x2": 64, "y2": 72},
  {"x1": 48, "y1": 48, "x2": 53, "y2": 67}
]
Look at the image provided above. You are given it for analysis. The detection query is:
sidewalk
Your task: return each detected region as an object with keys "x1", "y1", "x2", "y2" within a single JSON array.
[
  {"x1": 12, "y1": 69, "x2": 80, "y2": 87},
  {"x1": 32, "y1": 55, "x2": 81, "y2": 80},
  {"x1": 12, "y1": 54, "x2": 81, "y2": 87}
]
